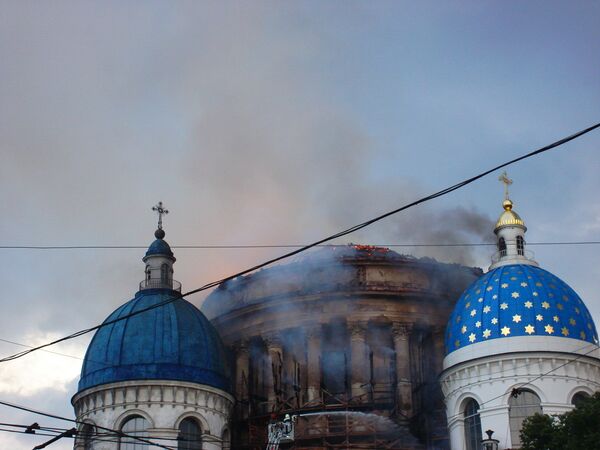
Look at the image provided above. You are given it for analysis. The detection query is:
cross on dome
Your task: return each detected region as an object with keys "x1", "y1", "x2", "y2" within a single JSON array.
[
  {"x1": 499, "y1": 171, "x2": 513, "y2": 202},
  {"x1": 152, "y1": 201, "x2": 169, "y2": 230}
]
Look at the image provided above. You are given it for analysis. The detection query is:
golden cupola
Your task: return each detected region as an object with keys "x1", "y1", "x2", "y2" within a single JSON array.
[{"x1": 494, "y1": 198, "x2": 526, "y2": 232}]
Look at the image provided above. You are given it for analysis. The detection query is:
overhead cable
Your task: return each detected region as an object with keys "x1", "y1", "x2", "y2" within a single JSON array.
[{"x1": 1, "y1": 121, "x2": 599, "y2": 365}]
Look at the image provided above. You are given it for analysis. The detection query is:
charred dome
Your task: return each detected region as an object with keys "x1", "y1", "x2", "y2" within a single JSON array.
[
  {"x1": 203, "y1": 245, "x2": 481, "y2": 326},
  {"x1": 202, "y1": 245, "x2": 482, "y2": 450}
]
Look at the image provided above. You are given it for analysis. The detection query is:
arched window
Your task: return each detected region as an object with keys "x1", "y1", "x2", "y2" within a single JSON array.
[
  {"x1": 178, "y1": 418, "x2": 202, "y2": 450},
  {"x1": 119, "y1": 415, "x2": 148, "y2": 450},
  {"x1": 516, "y1": 236, "x2": 525, "y2": 256},
  {"x1": 79, "y1": 423, "x2": 94, "y2": 450},
  {"x1": 498, "y1": 237, "x2": 507, "y2": 256},
  {"x1": 464, "y1": 398, "x2": 482, "y2": 450},
  {"x1": 161, "y1": 263, "x2": 169, "y2": 285},
  {"x1": 145, "y1": 266, "x2": 151, "y2": 282},
  {"x1": 508, "y1": 389, "x2": 541, "y2": 447},
  {"x1": 221, "y1": 428, "x2": 231, "y2": 450},
  {"x1": 572, "y1": 391, "x2": 590, "y2": 407}
]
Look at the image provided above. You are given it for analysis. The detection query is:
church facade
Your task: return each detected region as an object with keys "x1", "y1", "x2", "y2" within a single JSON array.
[{"x1": 71, "y1": 186, "x2": 600, "y2": 449}]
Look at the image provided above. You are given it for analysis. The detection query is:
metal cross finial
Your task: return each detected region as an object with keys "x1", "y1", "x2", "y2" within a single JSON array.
[
  {"x1": 152, "y1": 201, "x2": 169, "y2": 230},
  {"x1": 498, "y1": 171, "x2": 513, "y2": 201}
]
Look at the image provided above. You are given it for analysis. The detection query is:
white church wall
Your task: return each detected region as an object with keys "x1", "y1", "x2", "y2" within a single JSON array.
[{"x1": 72, "y1": 380, "x2": 233, "y2": 450}]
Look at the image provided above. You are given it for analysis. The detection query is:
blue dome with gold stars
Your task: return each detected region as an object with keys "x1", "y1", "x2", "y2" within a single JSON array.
[{"x1": 446, "y1": 264, "x2": 598, "y2": 355}]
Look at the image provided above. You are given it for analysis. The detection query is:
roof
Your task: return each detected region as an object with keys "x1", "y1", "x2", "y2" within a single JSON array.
[
  {"x1": 145, "y1": 238, "x2": 174, "y2": 258},
  {"x1": 78, "y1": 289, "x2": 231, "y2": 393},
  {"x1": 446, "y1": 264, "x2": 598, "y2": 355}
]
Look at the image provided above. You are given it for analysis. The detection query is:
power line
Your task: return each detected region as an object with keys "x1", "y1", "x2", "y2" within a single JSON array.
[
  {"x1": 1, "y1": 121, "x2": 599, "y2": 365},
  {"x1": 0, "y1": 400, "x2": 175, "y2": 450},
  {"x1": 2, "y1": 240, "x2": 600, "y2": 250}
]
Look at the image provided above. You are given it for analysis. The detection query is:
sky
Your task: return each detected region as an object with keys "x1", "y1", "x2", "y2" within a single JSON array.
[{"x1": 1, "y1": 1, "x2": 600, "y2": 448}]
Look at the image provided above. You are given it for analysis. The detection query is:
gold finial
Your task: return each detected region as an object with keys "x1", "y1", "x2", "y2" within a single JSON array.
[{"x1": 498, "y1": 171, "x2": 513, "y2": 210}]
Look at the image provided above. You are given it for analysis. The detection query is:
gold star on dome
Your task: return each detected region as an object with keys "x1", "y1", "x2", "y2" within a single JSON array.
[
  {"x1": 483, "y1": 306, "x2": 491, "y2": 314},
  {"x1": 536, "y1": 282, "x2": 543, "y2": 287},
  {"x1": 553, "y1": 316, "x2": 559, "y2": 323},
  {"x1": 561, "y1": 327, "x2": 569, "y2": 337},
  {"x1": 511, "y1": 292, "x2": 520, "y2": 299},
  {"x1": 513, "y1": 315, "x2": 522, "y2": 323},
  {"x1": 588, "y1": 323, "x2": 593, "y2": 330},
  {"x1": 471, "y1": 309, "x2": 477, "y2": 317},
  {"x1": 510, "y1": 276, "x2": 517, "y2": 281},
  {"x1": 575, "y1": 307, "x2": 580, "y2": 315},
  {"x1": 483, "y1": 329, "x2": 492, "y2": 339},
  {"x1": 557, "y1": 303, "x2": 564, "y2": 310},
  {"x1": 580, "y1": 331, "x2": 587, "y2": 340},
  {"x1": 475, "y1": 321, "x2": 481, "y2": 328},
  {"x1": 469, "y1": 333, "x2": 476, "y2": 343},
  {"x1": 455, "y1": 340, "x2": 460, "y2": 348},
  {"x1": 501, "y1": 326, "x2": 511, "y2": 336},
  {"x1": 524, "y1": 301, "x2": 533, "y2": 308},
  {"x1": 476, "y1": 289, "x2": 481, "y2": 294},
  {"x1": 478, "y1": 297, "x2": 484, "y2": 303},
  {"x1": 536, "y1": 314, "x2": 543, "y2": 321},
  {"x1": 524, "y1": 324, "x2": 535, "y2": 334},
  {"x1": 491, "y1": 317, "x2": 498, "y2": 324},
  {"x1": 500, "y1": 303, "x2": 508, "y2": 310},
  {"x1": 456, "y1": 315, "x2": 462, "y2": 323},
  {"x1": 533, "y1": 292, "x2": 538, "y2": 297},
  {"x1": 465, "y1": 301, "x2": 471, "y2": 309},
  {"x1": 562, "y1": 295, "x2": 569, "y2": 301},
  {"x1": 492, "y1": 294, "x2": 498, "y2": 300},
  {"x1": 461, "y1": 325, "x2": 467, "y2": 334},
  {"x1": 545, "y1": 324, "x2": 555, "y2": 334},
  {"x1": 521, "y1": 282, "x2": 528, "y2": 287},
  {"x1": 542, "y1": 301, "x2": 550, "y2": 309},
  {"x1": 501, "y1": 283, "x2": 508, "y2": 289},
  {"x1": 569, "y1": 318, "x2": 576, "y2": 326},
  {"x1": 486, "y1": 286, "x2": 493, "y2": 291}
]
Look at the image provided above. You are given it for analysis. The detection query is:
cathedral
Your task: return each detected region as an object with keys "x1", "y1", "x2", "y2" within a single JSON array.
[{"x1": 71, "y1": 180, "x2": 600, "y2": 450}]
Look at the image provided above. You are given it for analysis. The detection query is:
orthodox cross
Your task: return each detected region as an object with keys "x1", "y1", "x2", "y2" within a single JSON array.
[
  {"x1": 498, "y1": 171, "x2": 513, "y2": 201},
  {"x1": 152, "y1": 201, "x2": 169, "y2": 230}
]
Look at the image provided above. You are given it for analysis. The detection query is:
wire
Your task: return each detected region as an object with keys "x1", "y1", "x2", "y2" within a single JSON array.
[
  {"x1": 1, "y1": 121, "x2": 599, "y2": 365},
  {"x1": 2, "y1": 240, "x2": 600, "y2": 250},
  {"x1": 0, "y1": 400, "x2": 175, "y2": 450}
]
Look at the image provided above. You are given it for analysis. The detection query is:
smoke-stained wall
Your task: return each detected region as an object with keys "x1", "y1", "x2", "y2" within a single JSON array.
[{"x1": 202, "y1": 245, "x2": 482, "y2": 449}]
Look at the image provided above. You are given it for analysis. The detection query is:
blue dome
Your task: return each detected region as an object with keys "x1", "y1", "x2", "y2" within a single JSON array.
[
  {"x1": 145, "y1": 238, "x2": 174, "y2": 258},
  {"x1": 446, "y1": 264, "x2": 598, "y2": 355},
  {"x1": 78, "y1": 289, "x2": 231, "y2": 392}
]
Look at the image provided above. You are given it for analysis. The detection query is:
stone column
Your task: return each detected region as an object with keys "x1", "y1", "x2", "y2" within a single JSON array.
[
  {"x1": 393, "y1": 322, "x2": 413, "y2": 418},
  {"x1": 306, "y1": 326, "x2": 321, "y2": 402},
  {"x1": 349, "y1": 321, "x2": 368, "y2": 402},
  {"x1": 264, "y1": 334, "x2": 283, "y2": 412},
  {"x1": 234, "y1": 340, "x2": 249, "y2": 418},
  {"x1": 431, "y1": 326, "x2": 446, "y2": 375}
]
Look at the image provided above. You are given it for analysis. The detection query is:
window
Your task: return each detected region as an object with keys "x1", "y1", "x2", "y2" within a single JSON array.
[
  {"x1": 464, "y1": 399, "x2": 482, "y2": 450},
  {"x1": 498, "y1": 237, "x2": 507, "y2": 256},
  {"x1": 572, "y1": 391, "x2": 590, "y2": 407},
  {"x1": 80, "y1": 423, "x2": 94, "y2": 450},
  {"x1": 508, "y1": 390, "x2": 541, "y2": 447},
  {"x1": 161, "y1": 264, "x2": 169, "y2": 284},
  {"x1": 145, "y1": 266, "x2": 151, "y2": 282},
  {"x1": 178, "y1": 418, "x2": 202, "y2": 450},
  {"x1": 516, "y1": 236, "x2": 525, "y2": 256},
  {"x1": 119, "y1": 416, "x2": 148, "y2": 450}
]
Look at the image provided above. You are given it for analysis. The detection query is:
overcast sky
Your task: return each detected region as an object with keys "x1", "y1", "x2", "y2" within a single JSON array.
[{"x1": 1, "y1": 1, "x2": 600, "y2": 448}]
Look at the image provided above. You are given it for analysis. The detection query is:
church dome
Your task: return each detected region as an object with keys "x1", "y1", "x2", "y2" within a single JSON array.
[
  {"x1": 494, "y1": 199, "x2": 525, "y2": 231},
  {"x1": 145, "y1": 237, "x2": 174, "y2": 258},
  {"x1": 446, "y1": 264, "x2": 598, "y2": 355},
  {"x1": 77, "y1": 288, "x2": 231, "y2": 393}
]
